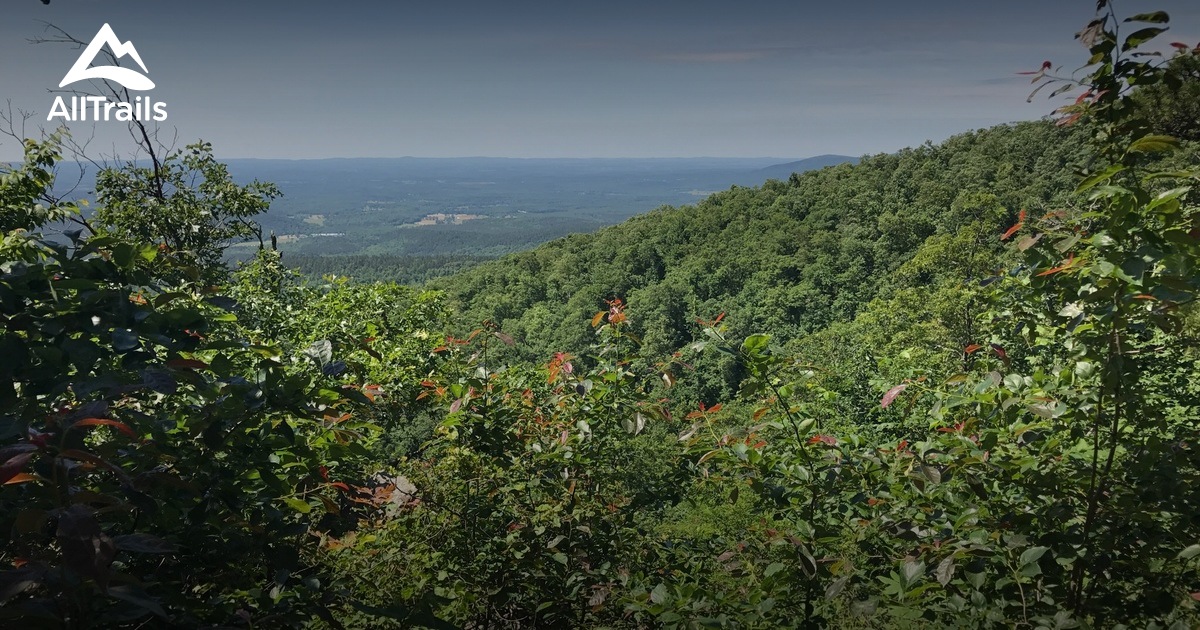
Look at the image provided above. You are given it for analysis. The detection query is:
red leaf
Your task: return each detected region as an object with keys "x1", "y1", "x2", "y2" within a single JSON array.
[
  {"x1": 808, "y1": 434, "x2": 837, "y2": 446},
  {"x1": 330, "y1": 482, "x2": 350, "y2": 493},
  {"x1": 1001, "y1": 210, "x2": 1027, "y2": 241},
  {"x1": 28, "y1": 430, "x2": 51, "y2": 449},
  {"x1": 71, "y1": 418, "x2": 137, "y2": 439},
  {"x1": 991, "y1": 344, "x2": 1009, "y2": 363},
  {"x1": 881, "y1": 384, "x2": 908, "y2": 409},
  {"x1": 1057, "y1": 113, "x2": 1084, "y2": 127},
  {"x1": 964, "y1": 344, "x2": 983, "y2": 355},
  {"x1": 1036, "y1": 253, "x2": 1076, "y2": 277},
  {"x1": 0, "y1": 453, "x2": 34, "y2": 484},
  {"x1": 4, "y1": 473, "x2": 37, "y2": 485},
  {"x1": 449, "y1": 398, "x2": 464, "y2": 413}
]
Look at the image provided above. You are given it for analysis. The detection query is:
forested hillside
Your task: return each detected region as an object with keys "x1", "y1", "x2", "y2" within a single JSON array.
[
  {"x1": 438, "y1": 122, "x2": 1089, "y2": 352},
  {"x1": 3, "y1": 5, "x2": 1200, "y2": 629},
  {"x1": 433, "y1": 122, "x2": 1092, "y2": 398}
]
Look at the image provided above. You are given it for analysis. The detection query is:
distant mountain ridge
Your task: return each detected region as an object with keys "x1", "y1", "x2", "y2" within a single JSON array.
[{"x1": 756, "y1": 154, "x2": 858, "y2": 181}]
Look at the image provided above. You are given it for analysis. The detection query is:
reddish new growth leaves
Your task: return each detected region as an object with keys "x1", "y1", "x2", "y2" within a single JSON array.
[
  {"x1": 1001, "y1": 209, "x2": 1028, "y2": 241},
  {"x1": 881, "y1": 383, "x2": 908, "y2": 409},
  {"x1": 606, "y1": 298, "x2": 627, "y2": 325},
  {"x1": 0, "y1": 451, "x2": 35, "y2": 484},
  {"x1": 547, "y1": 352, "x2": 574, "y2": 384},
  {"x1": 592, "y1": 299, "x2": 628, "y2": 327},
  {"x1": 70, "y1": 418, "x2": 137, "y2": 439},
  {"x1": 165, "y1": 358, "x2": 209, "y2": 370},
  {"x1": 685, "y1": 402, "x2": 722, "y2": 420},
  {"x1": 808, "y1": 434, "x2": 837, "y2": 447},
  {"x1": 1036, "y1": 253, "x2": 1076, "y2": 277}
]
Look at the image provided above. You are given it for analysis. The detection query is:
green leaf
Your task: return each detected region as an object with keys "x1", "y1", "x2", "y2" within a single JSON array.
[
  {"x1": 1054, "y1": 234, "x2": 1081, "y2": 253},
  {"x1": 1122, "y1": 27, "x2": 1167, "y2": 51},
  {"x1": 1147, "y1": 187, "x2": 1191, "y2": 211},
  {"x1": 921, "y1": 466, "x2": 942, "y2": 485},
  {"x1": 1127, "y1": 135, "x2": 1180, "y2": 154},
  {"x1": 936, "y1": 556, "x2": 955, "y2": 586},
  {"x1": 1019, "y1": 546, "x2": 1049, "y2": 567},
  {"x1": 1124, "y1": 11, "x2": 1169, "y2": 24},
  {"x1": 901, "y1": 560, "x2": 925, "y2": 585},
  {"x1": 303, "y1": 339, "x2": 333, "y2": 365},
  {"x1": 1017, "y1": 234, "x2": 1042, "y2": 251},
  {"x1": 650, "y1": 582, "x2": 670, "y2": 605},
  {"x1": 1076, "y1": 165, "x2": 1125, "y2": 193},
  {"x1": 282, "y1": 497, "x2": 312, "y2": 514},
  {"x1": 741, "y1": 334, "x2": 770, "y2": 355},
  {"x1": 112, "y1": 329, "x2": 140, "y2": 352},
  {"x1": 1177, "y1": 544, "x2": 1200, "y2": 560},
  {"x1": 825, "y1": 574, "x2": 850, "y2": 599},
  {"x1": 764, "y1": 562, "x2": 786, "y2": 578}
]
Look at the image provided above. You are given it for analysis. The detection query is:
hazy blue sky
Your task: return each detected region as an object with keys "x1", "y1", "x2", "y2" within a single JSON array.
[{"x1": 1, "y1": 0, "x2": 1197, "y2": 160}]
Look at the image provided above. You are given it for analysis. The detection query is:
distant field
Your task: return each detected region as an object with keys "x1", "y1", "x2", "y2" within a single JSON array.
[{"x1": 217, "y1": 155, "x2": 855, "y2": 263}]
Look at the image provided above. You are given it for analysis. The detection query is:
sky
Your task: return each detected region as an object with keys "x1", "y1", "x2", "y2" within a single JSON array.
[{"x1": 1, "y1": 0, "x2": 1198, "y2": 161}]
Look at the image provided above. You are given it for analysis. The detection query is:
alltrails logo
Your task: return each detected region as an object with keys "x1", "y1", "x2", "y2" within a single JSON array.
[{"x1": 47, "y1": 23, "x2": 167, "y2": 122}]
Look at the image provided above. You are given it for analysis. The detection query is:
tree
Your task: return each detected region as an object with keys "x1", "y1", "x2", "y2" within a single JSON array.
[
  {"x1": 1133, "y1": 51, "x2": 1200, "y2": 141},
  {"x1": 94, "y1": 141, "x2": 279, "y2": 283},
  {"x1": 0, "y1": 134, "x2": 377, "y2": 626}
]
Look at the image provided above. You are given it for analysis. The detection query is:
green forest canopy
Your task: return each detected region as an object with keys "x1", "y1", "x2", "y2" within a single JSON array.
[{"x1": 3, "y1": 7, "x2": 1200, "y2": 629}]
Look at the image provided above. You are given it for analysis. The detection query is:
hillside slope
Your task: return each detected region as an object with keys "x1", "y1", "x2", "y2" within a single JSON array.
[{"x1": 432, "y1": 121, "x2": 1089, "y2": 365}]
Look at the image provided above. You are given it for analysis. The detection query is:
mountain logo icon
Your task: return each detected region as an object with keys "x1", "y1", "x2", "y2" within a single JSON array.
[{"x1": 59, "y1": 23, "x2": 155, "y2": 91}]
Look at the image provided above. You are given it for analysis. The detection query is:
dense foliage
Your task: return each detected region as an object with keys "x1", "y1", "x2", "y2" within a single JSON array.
[
  {"x1": 3, "y1": 4, "x2": 1200, "y2": 628},
  {"x1": 286, "y1": 254, "x2": 493, "y2": 286},
  {"x1": 430, "y1": 121, "x2": 1090, "y2": 400}
]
